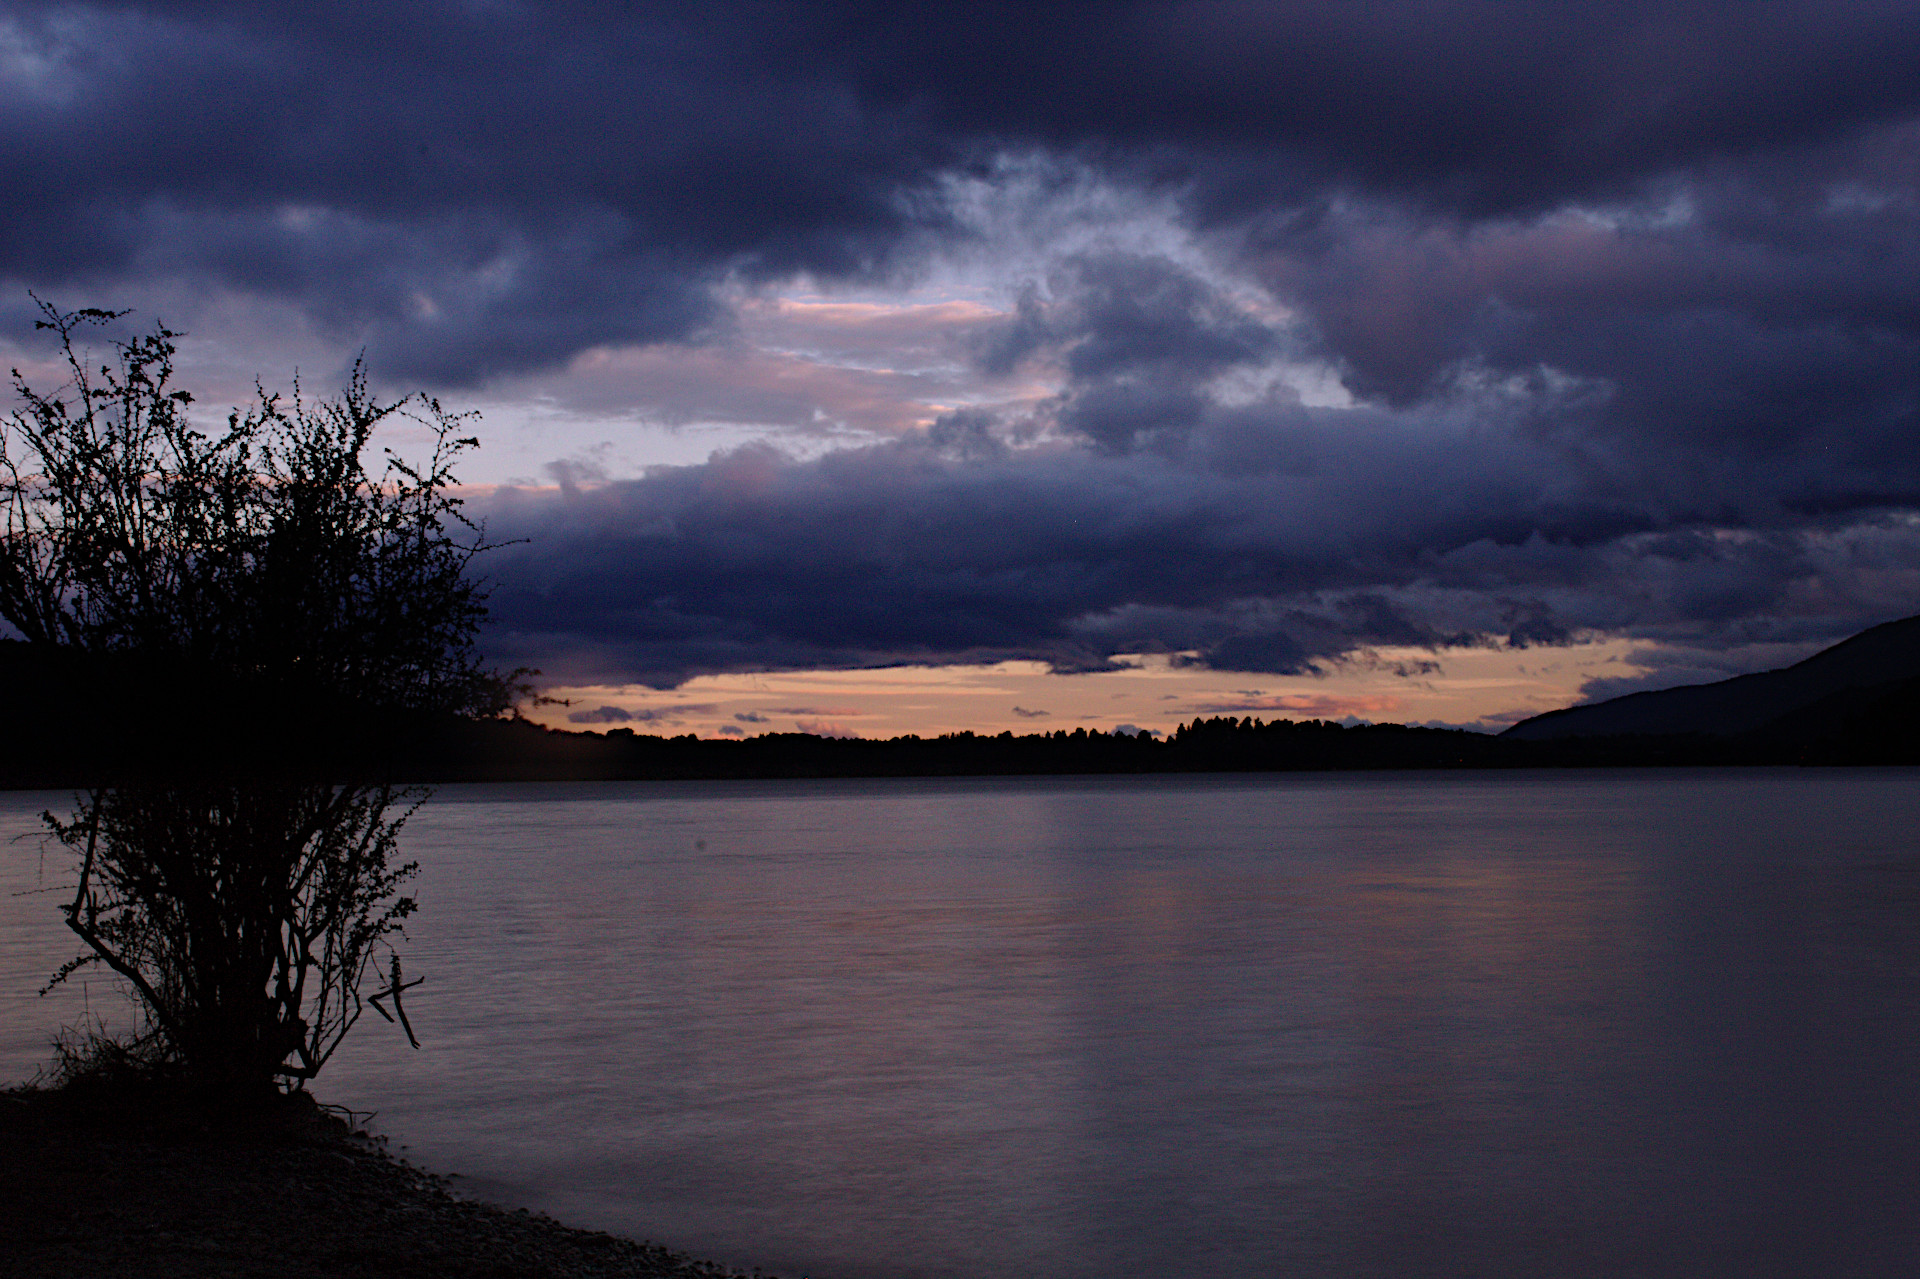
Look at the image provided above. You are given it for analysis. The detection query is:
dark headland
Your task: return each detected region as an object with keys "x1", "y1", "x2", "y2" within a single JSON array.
[{"x1": 7, "y1": 613, "x2": 1920, "y2": 788}]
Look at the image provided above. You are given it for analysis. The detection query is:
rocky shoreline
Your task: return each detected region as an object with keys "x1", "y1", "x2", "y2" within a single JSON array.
[{"x1": 1, "y1": 1087, "x2": 778, "y2": 1279}]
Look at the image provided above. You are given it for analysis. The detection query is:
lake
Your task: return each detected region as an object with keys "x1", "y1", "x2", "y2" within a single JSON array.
[{"x1": 5, "y1": 770, "x2": 1920, "y2": 1277}]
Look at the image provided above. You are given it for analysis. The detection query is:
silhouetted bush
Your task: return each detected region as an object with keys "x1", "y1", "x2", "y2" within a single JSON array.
[{"x1": 2, "y1": 301, "x2": 512, "y2": 1101}]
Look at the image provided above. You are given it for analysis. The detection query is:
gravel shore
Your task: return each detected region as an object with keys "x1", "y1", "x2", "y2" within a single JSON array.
[{"x1": 1, "y1": 1087, "x2": 778, "y2": 1279}]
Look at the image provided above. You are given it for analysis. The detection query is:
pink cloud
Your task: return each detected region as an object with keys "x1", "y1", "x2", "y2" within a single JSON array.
[
  {"x1": 557, "y1": 343, "x2": 956, "y2": 435},
  {"x1": 523, "y1": 296, "x2": 1042, "y2": 440},
  {"x1": 741, "y1": 297, "x2": 1004, "y2": 365}
]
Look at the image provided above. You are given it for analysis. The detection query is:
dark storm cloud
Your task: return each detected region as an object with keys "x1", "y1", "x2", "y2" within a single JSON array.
[
  {"x1": 0, "y1": 3, "x2": 944, "y2": 380},
  {"x1": 10, "y1": 2, "x2": 1920, "y2": 685},
  {"x1": 1258, "y1": 168, "x2": 1920, "y2": 410},
  {"x1": 10, "y1": 1, "x2": 1920, "y2": 380},
  {"x1": 472, "y1": 366, "x2": 1920, "y2": 688},
  {"x1": 975, "y1": 254, "x2": 1284, "y2": 454},
  {"x1": 466, "y1": 231, "x2": 1920, "y2": 687},
  {"x1": 805, "y1": 1, "x2": 1920, "y2": 211}
]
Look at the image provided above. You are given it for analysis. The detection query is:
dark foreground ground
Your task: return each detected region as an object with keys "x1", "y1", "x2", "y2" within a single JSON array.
[{"x1": 0, "y1": 1087, "x2": 771, "y2": 1279}]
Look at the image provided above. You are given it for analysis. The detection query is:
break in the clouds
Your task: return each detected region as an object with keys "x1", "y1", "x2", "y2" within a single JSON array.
[{"x1": 7, "y1": 3, "x2": 1920, "y2": 701}]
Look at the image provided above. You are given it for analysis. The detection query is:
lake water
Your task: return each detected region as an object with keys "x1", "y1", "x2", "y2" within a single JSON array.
[{"x1": 5, "y1": 770, "x2": 1920, "y2": 1277}]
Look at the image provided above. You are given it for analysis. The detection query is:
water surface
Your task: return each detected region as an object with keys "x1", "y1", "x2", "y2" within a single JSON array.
[{"x1": 5, "y1": 771, "x2": 1919, "y2": 1277}]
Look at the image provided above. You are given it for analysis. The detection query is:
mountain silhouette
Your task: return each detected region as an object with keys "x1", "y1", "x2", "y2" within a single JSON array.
[{"x1": 1502, "y1": 613, "x2": 1920, "y2": 742}]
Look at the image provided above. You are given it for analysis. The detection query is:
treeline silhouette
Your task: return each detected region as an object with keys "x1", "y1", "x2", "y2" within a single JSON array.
[{"x1": 8, "y1": 638, "x2": 1920, "y2": 788}]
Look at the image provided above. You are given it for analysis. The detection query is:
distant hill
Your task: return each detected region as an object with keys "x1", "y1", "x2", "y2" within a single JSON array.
[{"x1": 1502, "y1": 614, "x2": 1920, "y2": 743}]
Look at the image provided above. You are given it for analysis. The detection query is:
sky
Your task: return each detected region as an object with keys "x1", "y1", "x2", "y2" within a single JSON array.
[{"x1": 4, "y1": 1, "x2": 1920, "y2": 739}]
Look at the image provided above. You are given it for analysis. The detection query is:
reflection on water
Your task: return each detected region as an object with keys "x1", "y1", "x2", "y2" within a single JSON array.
[{"x1": 5, "y1": 771, "x2": 1920, "y2": 1278}]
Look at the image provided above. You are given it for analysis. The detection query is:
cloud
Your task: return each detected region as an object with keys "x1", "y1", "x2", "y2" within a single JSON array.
[
  {"x1": 564, "y1": 701, "x2": 716, "y2": 724},
  {"x1": 11, "y1": 3, "x2": 1920, "y2": 689},
  {"x1": 475, "y1": 277, "x2": 1920, "y2": 690},
  {"x1": 794, "y1": 719, "x2": 859, "y2": 738},
  {"x1": 566, "y1": 705, "x2": 633, "y2": 724},
  {"x1": 817, "y1": 3, "x2": 1920, "y2": 215},
  {"x1": 530, "y1": 327, "x2": 989, "y2": 437},
  {"x1": 0, "y1": 6, "x2": 936, "y2": 382},
  {"x1": 1010, "y1": 705, "x2": 1050, "y2": 718},
  {"x1": 10, "y1": 2, "x2": 1920, "y2": 386}
]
